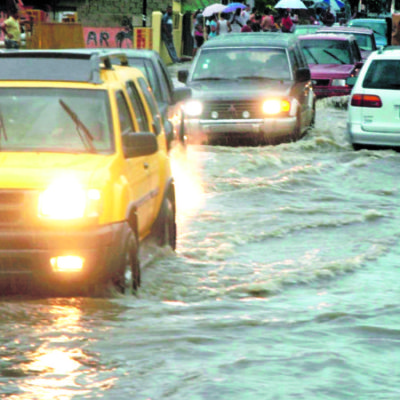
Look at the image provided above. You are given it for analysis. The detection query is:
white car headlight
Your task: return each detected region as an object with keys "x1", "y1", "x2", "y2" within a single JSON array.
[
  {"x1": 331, "y1": 79, "x2": 346, "y2": 86},
  {"x1": 183, "y1": 100, "x2": 203, "y2": 117},
  {"x1": 38, "y1": 178, "x2": 101, "y2": 220}
]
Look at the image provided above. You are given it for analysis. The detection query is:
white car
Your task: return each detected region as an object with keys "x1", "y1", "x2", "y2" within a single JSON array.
[{"x1": 346, "y1": 46, "x2": 400, "y2": 150}]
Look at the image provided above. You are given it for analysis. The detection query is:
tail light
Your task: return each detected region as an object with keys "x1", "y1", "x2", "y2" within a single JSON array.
[{"x1": 351, "y1": 94, "x2": 382, "y2": 108}]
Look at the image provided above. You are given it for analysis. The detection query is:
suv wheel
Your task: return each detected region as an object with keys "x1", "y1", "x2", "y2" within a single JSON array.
[{"x1": 114, "y1": 226, "x2": 141, "y2": 294}]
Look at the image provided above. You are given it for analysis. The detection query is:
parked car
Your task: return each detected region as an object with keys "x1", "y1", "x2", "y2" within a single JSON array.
[
  {"x1": 104, "y1": 49, "x2": 191, "y2": 148},
  {"x1": 293, "y1": 24, "x2": 321, "y2": 36},
  {"x1": 346, "y1": 46, "x2": 400, "y2": 150},
  {"x1": 298, "y1": 33, "x2": 364, "y2": 98},
  {"x1": 0, "y1": 49, "x2": 177, "y2": 295},
  {"x1": 347, "y1": 18, "x2": 389, "y2": 47},
  {"x1": 177, "y1": 33, "x2": 316, "y2": 146},
  {"x1": 317, "y1": 26, "x2": 377, "y2": 60}
]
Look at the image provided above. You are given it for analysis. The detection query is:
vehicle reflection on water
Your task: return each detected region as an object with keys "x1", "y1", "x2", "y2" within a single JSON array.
[{"x1": 1, "y1": 96, "x2": 400, "y2": 399}]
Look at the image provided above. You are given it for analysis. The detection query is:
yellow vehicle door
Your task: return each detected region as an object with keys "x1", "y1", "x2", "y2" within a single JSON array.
[
  {"x1": 136, "y1": 77, "x2": 163, "y2": 222},
  {"x1": 115, "y1": 89, "x2": 153, "y2": 235}
]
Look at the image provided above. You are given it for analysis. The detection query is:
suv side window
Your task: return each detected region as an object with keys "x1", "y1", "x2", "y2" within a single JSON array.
[
  {"x1": 116, "y1": 90, "x2": 134, "y2": 134},
  {"x1": 126, "y1": 81, "x2": 150, "y2": 132},
  {"x1": 138, "y1": 77, "x2": 162, "y2": 135},
  {"x1": 158, "y1": 59, "x2": 173, "y2": 103},
  {"x1": 288, "y1": 48, "x2": 299, "y2": 76}
]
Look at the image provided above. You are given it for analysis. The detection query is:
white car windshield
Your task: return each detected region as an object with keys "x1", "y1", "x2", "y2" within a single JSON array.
[
  {"x1": 0, "y1": 88, "x2": 113, "y2": 153},
  {"x1": 192, "y1": 48, "x2": 292, "y2": 81},
  {"x1": 363, "y1": 60, "x2": 400, "y2": 89}
]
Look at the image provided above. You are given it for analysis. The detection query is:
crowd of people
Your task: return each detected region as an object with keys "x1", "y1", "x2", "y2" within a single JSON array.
[{"x1": 189, "y1": 3, "x2": 341, "y2": 54}]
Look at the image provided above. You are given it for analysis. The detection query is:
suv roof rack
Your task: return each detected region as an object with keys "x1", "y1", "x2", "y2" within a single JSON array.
[
  {"x1": 0, "y1": 50, "x2": 129, "y2": 83},
  {"x1": 377, "y1": 45, "x2": 400, "y2": 54}
]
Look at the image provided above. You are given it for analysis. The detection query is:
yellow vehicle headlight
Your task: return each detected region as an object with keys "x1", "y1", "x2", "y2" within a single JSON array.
[
  {"x1": 38, "y1": 178, "x2": 101, "y2": 220},
  {"x1": 183, "y1": 100, "x2": 203, "y2": 117},
  {"x1": 262, "y1": 99, "x2": 291, "y2": 115}
]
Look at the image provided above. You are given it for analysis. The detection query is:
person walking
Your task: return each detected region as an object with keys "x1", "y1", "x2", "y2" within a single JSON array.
[
  {"x1": 230, "y1": 8, "x2": 244, "y2": 33},
  {"x1": 281, "y1": 10, "x2": 294, "y2": 33},
  {"x1": 1, "y1": 8, "x2": 21, "y2": 49},
  {"x1": 217, "y1": 13, "x2": 232, "y2": 35},
  {"x1": 261, "y1": 8, "x2": 274, "y2": 32},
  {"x1": 161, "y1": 5, "x2": 181, "y2": 64}
]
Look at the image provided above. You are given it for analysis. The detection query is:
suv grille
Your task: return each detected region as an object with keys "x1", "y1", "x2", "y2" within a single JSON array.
[
  {"x1": 0, "y1": 190, "x2": 37, "y2": 228},
  {"x1": 313, "y1": 79, "x2": 330, "y2": 86},
  {"x1": 202, "y1": 100, "x2": 264, "y2": 119}
]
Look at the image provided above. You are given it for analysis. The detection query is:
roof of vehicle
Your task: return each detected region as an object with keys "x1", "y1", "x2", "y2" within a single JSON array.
[
  {"x1": 348, "y1": 18, "x2": 387, "y2": 23},
  {"x1": 317, "y1": 26, "x2": 374, "y2": 35},
  {"x1": 201, "y1": 32, "x2": 299, "y2": 49},
  {"x1": 368, "y1": 46, "x2": 400, "y2": 60},
  {"x1": 298, "y1": 33, "x2": 356, "y2": 41},
  {"x1": 0, "y1": 49, "x2": 135, "y2": 83},
  {"x1": 98, "y1": 48, "x2": 161, "y2": 61}
]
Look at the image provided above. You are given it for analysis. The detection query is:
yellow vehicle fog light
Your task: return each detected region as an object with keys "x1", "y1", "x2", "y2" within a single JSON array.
[
  {"x1": 262, "y1": 99, "x2": 291, "y2": 115},
  {"x1": 51, "y1": 256, "x2": 84, "y2": 272}
]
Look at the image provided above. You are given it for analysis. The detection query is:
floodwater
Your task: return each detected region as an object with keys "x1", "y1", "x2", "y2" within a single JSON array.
[{"x1": 1, "y1": 97, "x2": 400, "y2": 399}]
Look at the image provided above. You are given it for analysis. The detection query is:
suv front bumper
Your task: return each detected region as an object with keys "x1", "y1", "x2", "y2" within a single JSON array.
[
  {"x1": 0, "y1": 222, "x2": 125, "y2": 282},
  {"x1": 185, "y1": 117, "x2": 297, "y2": 144}
]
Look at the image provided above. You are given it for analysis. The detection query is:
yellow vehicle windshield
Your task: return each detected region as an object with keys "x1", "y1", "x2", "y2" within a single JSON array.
[{"x1": 0, "y1": 88, "x2": 114, "y2": 153}]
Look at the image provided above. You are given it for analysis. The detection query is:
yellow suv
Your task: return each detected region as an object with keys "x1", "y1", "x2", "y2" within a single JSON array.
[{"x1": 0, "y1": 50, "x2": 176, "y2": 294}]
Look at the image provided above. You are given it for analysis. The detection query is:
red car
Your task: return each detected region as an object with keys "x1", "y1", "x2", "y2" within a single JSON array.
[{"x1": 298, "y1": 33, "x2": 364, "y2": 99}]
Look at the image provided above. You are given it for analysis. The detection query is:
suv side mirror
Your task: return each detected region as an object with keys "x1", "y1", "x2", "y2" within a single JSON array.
[
  {"x1": 123, "y1": 131, "x2": 158, "y2": 158},
  {"x1": 164, "y1": 119, "x2": 174, "y2": 151},
  {"x1": 295, "y1": 67, "x2": 311, "y2": 82},
  {"x1": 172, "y1": 86, "x2": 191, "y2": 104},
  {"x1": 178, "y1": 70, "x2": 189, "y2": 83}
]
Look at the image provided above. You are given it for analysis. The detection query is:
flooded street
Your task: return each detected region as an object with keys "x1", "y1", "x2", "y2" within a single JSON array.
[{"x1": 1, "y1": 98, "x2": 400, "y2": 399}]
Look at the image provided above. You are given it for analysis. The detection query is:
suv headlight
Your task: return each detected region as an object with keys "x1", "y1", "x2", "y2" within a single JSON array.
[
  {"x1": 38, "y1": 178, "x2": 101, "y2": 220},
  {"x1": 262, "y1": 99, "x2": 291, "y2": 115},
  {"x1": 183, "y1": 100, "x2": 203, "y2": 117},
  {"x1": 331, "y1": 79, "x2": 346, "y2": 86}
]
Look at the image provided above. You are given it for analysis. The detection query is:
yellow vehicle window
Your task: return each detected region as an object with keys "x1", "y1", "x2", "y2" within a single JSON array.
[{"x1": 0, "y1": 88, "x2": 114, "y2": 153}]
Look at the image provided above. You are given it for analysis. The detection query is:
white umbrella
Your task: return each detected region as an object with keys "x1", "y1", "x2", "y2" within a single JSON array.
[
  {"x1": 275, "y1": 0, "x2": 307, "y2": 9},
  {"x1": 203, "y1": 3, "x2": 227, "y2": 17}
]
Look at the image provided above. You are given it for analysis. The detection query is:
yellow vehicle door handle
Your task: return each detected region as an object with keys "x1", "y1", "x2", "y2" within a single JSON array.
[{"x1": 144, "y1": 162, "x2": 149, "y2": 169}]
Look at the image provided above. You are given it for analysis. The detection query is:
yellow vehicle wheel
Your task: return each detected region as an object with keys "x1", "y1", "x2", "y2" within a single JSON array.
[{"x1": 113, "y1": 225, "x2": 141, "y2": 294}]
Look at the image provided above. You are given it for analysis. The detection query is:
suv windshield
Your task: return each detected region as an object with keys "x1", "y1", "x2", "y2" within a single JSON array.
[
  {"x1": 192, "y1": 48, "x2": 292, "y2": 81},
  {"x1": 0, "y1": 88, "x2": 113, "y2": 153},
  {"x1": 363, "y1": 59, "x2": 400, "y2": 89},
  {"x1": 353, "y1": 33, "x2": 374, "y2": 51},
  {"x1": 300, "y1": 39, "x2": 352, "y2": 65}
]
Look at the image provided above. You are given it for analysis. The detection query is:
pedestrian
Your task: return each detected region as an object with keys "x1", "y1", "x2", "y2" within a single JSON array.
[
  {"x1": 321, "y1": 6, "x2": 335, "y2": 26},
  {"x1": 241, "y1": 4, "x2": 251, "y2": 23},
  {"x1": 241, "y1": 19, "x2": 253, "y2": 32},
  {"x1": 280, "y1": 10, "x2": 294, "y2": 33},
  {"x1": 1, "y1": 8, "x2": 21, "y2": 49},
  {"x1": 217, "y1": 13, "x2": 232, "y2": 35},
  {"x1": 250, "y1": 14, "x2": 262, "y2": 32},
  {"x1": 260, "y1": 8, "x2": 274, "y2": 32},
  {"x1": 230, "y1": 8, "x2": 244, "y2": 33},
  {"x1": 161, "y1": 5, "x2": 181, "y2": 64},
  {"x1": 208, "y1": 14, "x2": 218, "y2": 39},
  {"x1": 194, "y1": 21, "x2": 204, "y2": 49},
  {"x1": 192, "y1": 9, "x2": 202, "y2": 56}
]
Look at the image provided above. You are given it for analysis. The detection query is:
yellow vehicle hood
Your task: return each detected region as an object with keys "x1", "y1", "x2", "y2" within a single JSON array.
[{"x1": 0, "y1": 152, "x2": 109, "y2": 189}]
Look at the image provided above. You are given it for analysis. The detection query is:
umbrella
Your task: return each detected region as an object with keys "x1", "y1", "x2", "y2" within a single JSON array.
[
  {"x1": 323, "y1": 0, "x2": 345, "y2": 10},
  {"x1": 223, "y1": 2, "x2": 247, "y2": 13},
  {"x1": 274, "y1": 0, "x2": 307, "y2": 9},
  {"x1": 203, "y1": 3, "x2": 226, "y2": 17}
]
